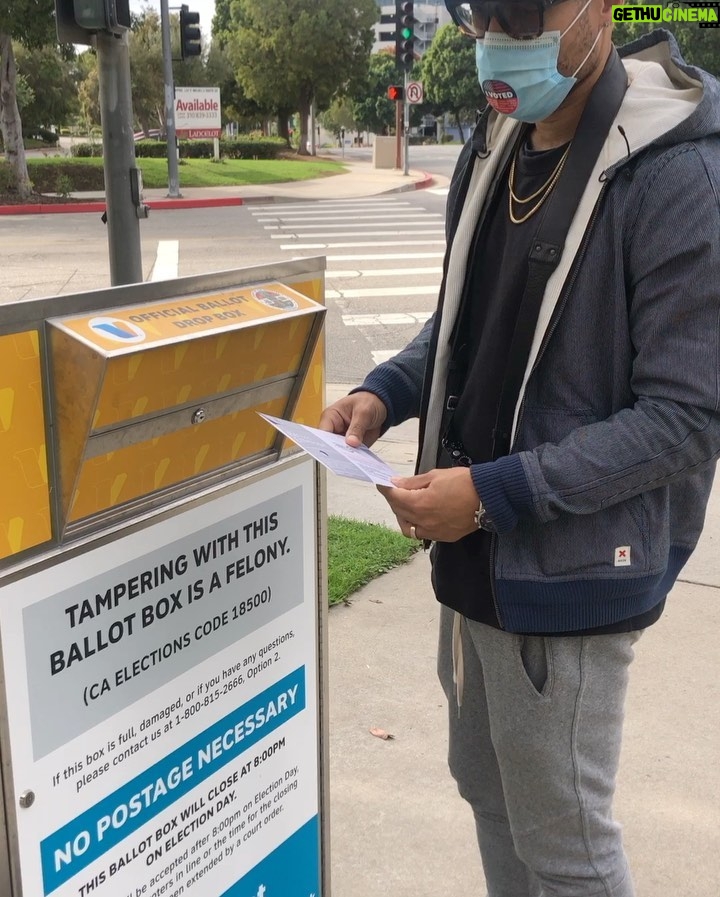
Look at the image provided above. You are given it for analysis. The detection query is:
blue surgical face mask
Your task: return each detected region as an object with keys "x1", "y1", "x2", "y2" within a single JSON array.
[{"x1": 475, "y1": 0, "x2": 602, "y2": 123}]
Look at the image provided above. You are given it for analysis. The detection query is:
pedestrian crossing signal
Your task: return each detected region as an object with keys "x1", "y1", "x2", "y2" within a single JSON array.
[{"x1": 388, "y1": 85, "x2": 404, "y2": 102}]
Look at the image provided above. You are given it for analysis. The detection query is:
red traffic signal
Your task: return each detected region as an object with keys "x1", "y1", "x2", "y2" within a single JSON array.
[{"x1": 388, "y1": 85, "x2": 404, "y2": 102}]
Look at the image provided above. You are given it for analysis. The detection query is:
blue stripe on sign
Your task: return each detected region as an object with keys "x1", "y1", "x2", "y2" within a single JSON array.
[
  {"x1": 94, "y1": 322, "x2": 137, "y2": 339},
  {"x1": 40, "y1": 667, "x2": 306, "y2": 894},
  {"x1": 220, "y1": 815, "x2": 321, "y2": 897}
]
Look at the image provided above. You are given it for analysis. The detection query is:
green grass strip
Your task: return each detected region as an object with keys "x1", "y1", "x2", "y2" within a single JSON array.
[
  {"x1": 21, "y1": 156, "x2": 345, "y2": 189},
  {"x1": 327, "y1": 515, "x2": 420, "y2": 606}
]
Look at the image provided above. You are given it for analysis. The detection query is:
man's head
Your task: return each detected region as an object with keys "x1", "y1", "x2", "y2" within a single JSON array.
[{"x1": 445, "y1": 0, "x2": 615, "y2": 121}]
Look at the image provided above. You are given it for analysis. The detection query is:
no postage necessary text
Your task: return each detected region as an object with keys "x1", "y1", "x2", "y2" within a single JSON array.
[{"x1": 51, "y1": 684, "x2": 300, "y2": 876}]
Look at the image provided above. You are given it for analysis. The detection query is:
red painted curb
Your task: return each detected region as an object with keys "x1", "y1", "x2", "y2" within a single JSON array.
[
  {"x1": 0, "y1": 201, "x2": 106, "y2": 215},
  {"x1": 413, "y1": 172, "x2": 435, "y2": 190},
  {"x1": 147, "y1": 197, "x2": 246, "y2": 211},
  {"x1": 0, "y1": 196, "x2": 252, "y2": 216}
]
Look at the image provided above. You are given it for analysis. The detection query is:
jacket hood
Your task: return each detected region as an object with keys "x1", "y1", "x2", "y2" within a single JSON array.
[{"x1": 617, "y1": 28, "x2": 720, "y2": 146}]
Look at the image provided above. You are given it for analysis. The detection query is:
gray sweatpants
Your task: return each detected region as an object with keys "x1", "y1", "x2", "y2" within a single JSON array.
[{"x1": 437, "y1": 605, "x2": 640, "y2": 897}]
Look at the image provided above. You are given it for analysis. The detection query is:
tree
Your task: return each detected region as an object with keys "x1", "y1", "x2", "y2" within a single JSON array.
[
  {"x1": 226, "y1": 0, "x2": 378, "y2": 154},
  {"x1": 75, "y1": 49, "x2": 100, "y2": 130},
  {"x1": 15, "y1": 43, "x2": 78, "y2": 136},
  {"x1": 319, "y1": 97, "x2": 358, "y2": 141},
  {"x1": 350, "y1": 51, "x2": 398, "y2": 136},
  {"x1": 420, "y1": 23, "x2": 481, "y2": 142},
  {"x1": 128, "y1": 10, "x2": 166, "y2": 136},
  {"x1": 0, "y1": 0, "x2": 56, "y2": 197}
]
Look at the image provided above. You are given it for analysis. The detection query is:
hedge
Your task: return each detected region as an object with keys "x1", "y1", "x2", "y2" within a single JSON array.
[{"x1": 71, "y1": 137, "x2": 287, "y2": 160}]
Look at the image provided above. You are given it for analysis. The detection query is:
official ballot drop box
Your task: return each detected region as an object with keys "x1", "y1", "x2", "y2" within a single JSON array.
[{"x1": 0, "y1": 259, "x2": 331, "y2": 897}]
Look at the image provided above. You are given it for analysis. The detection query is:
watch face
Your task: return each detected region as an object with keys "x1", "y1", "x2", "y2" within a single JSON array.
[{"x1": 474, "y1": 506, "x2": 495, "y2": 533}]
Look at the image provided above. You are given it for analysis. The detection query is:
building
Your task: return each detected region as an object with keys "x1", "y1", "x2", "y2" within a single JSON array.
[{"x1": 373, "y1": 1, "x2": 452, "y2": 59}]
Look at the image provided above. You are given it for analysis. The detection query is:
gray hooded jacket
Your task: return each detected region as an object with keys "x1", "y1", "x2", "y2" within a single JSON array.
[{"x1": 357, "y1": 31, "x2": 720, "y2": 632}]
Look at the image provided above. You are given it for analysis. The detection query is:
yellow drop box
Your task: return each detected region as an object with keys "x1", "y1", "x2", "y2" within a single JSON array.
[{"x1": 48, "y1": 281, "x2": 325, "y2": 534}]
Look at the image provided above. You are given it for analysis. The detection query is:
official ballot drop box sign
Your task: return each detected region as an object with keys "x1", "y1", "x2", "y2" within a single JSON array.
[{"x1": 0, "y1": 260, "x2": 330, "y2": 897}]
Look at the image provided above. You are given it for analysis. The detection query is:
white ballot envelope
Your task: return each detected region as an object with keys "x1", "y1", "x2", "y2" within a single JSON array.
[{"x1": 260, "y1": 413, "x2": 398, "y2": 487}]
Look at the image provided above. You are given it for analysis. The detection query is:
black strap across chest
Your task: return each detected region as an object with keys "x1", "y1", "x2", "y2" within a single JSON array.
[{"x1": 489, "y1": 49, "x2": 628, "y2": 458}]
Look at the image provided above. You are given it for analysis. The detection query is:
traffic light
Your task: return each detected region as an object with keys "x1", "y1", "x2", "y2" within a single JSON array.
[
  {"x1": 394, "y1": 0, "x2": 403, "y2": 69},
  {"x1": 399, "y1": 0, "x2": 416, "y2": 72},
  {"x1": 180, "y1": 5, "x2": 201, "y2": 59},
  {"x1": 56, "y1": 0, "x2": 130, "y2": 41},
  {"x1": 388, "y1": 85, "x2": 404, "y2": 102}
]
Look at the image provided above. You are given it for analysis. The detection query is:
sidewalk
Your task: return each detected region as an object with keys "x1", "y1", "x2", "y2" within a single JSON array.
[
  {"x1": 0, "y1": 160, "x2": 439, "y2": 215},
  {"x1": 324, "y1": 386, "x2": 720, "y2": 897}
]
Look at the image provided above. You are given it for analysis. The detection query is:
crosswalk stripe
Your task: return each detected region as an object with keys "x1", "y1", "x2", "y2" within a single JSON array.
[
  {"x1": 274, "y1": 229, "x2": 444, "y2": 240},
  {"x1": 343, "y1": 312, "x2": 433, "y2": 326},
  {"x1": 283, "y1": 239, "x2": 446, "y2": 250},
  {"x1": 325, "y1": 251, "x2": 445, "y2": 261},
  {"x1": 250, "y1": 200, "x2": 412, "y2": 212},
  {"x1": 150, "y1": 240, "x2": 178, "y2": 281},
  {"x1": 256, "y1": 212, "x2": 441, "y2": 222},
  {"x1": 280, "y1": 240, "x2": 445, "y2": 250},
  {"x1": 428, "y1": 187, "x2": 450, "y2": 196},
  {"x1": 266, "y1": 220, "x2": 443, "y2": 231},
  {"x1": 326, "y1": 285, "x2": 439, "y2": 299},
  {"x1": 328, "y1": 267, "x2": 443, "y2": 278}
]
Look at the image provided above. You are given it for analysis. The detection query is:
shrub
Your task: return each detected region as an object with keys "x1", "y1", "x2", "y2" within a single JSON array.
[
  {"x1": 55, "y1": 174, "x2": 73, "y2": 197},
  {"x1": 131, "y1": 139, "x2": 167, "y2": 158},
  {"x1": 71, "y1": 143, "x2": 103, "y2": 158},
  {"x1": 0, "y1": 164, "x2": 16, "y2": 193},
  {"x1": 22, "y1": 127, "x2": 59, "y2": 145},
  {"x1": 131, "y1": 136, "x2": 287, "y2": 160},
  {"x1": 26, "y1": 161, "x2": 104, "y2": 192}
]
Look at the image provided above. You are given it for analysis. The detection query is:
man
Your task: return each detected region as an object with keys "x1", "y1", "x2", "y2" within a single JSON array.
[{"x1": 320, "y1": 1, "x2": 720, "y2": 894}]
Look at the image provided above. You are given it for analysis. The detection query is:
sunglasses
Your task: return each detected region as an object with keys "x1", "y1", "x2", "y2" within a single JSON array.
[{"x1": 446, "y1": 0, "x2": 574, "y2": 40}]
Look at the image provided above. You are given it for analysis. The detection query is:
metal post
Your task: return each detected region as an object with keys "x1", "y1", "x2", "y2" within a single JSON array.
[
  {"x1": 310, "y1": 98, "x2": 316, "y2": 156},
  {"x1": 160, "y1": 0, "x2": 181, "y2": 198},
  {"x1": 95, "y1": 31, "x2": 144, "y2": 286},
  {"x1": 395, "y1": 100, "x2": 402, "y2": 170},
  {"x1": 403, "y1": 69, "x2": 410, "y2": 177}
]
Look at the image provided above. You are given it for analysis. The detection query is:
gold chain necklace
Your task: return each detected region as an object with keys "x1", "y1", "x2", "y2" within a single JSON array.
[{"x1": 508, "y1": 143, "x2": 571, "y2": 225}]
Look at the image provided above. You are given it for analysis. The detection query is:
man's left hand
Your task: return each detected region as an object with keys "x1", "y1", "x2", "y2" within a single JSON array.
[{"x1": 378, "y1": 467, "x2": 480, "y2": 543}]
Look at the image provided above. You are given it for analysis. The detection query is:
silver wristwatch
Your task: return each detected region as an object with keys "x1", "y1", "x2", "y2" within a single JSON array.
[{"x1": 473, "y1": 501, "x2": 494, "y2": 532}]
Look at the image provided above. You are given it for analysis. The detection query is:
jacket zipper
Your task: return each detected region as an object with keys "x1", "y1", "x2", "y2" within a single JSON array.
[
  {"x1": 512, "y1": 186, "x2": 608, "y2": 448},
  {"x1": 490, "y1": 184, "x2": 608, "y2": 631},
  {"x1": 489, "y1": 533, "x2": 502, "y2": 628}
]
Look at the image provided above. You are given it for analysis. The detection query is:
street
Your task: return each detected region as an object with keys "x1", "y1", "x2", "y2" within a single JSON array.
[{"x1": 0, "y1": 146, "x2": 460, "y2": 385}]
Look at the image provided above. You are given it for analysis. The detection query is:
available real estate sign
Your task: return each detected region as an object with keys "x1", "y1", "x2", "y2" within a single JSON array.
[{"x1": 175, "y1": 87, "x2": 222, "y2": 139}]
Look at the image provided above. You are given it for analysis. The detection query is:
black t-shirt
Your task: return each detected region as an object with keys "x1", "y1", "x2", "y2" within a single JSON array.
[{"x1": 432, "y1": 137, "x2": 665, "y2": 635}]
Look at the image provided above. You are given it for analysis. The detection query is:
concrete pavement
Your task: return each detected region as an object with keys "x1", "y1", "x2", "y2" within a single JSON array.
[{"x1": 325, "y1": 382, "x2": 720, "y2": 897}]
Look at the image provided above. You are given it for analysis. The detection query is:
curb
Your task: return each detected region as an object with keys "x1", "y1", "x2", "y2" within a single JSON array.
[
  {"x1": 0, "y1": 172, "x2": 436, "y2": 216},
  {"x1": 0, "y1": 196, "x2": 251, "y2": 216}
]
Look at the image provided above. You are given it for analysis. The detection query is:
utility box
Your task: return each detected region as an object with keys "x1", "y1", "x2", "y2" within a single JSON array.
[
  {"x1": 372, "y1": 136, "x2": 397, "y2": 169},
  {"x1": 0, "y1": 260, "x2": 330, "y2": 897}
]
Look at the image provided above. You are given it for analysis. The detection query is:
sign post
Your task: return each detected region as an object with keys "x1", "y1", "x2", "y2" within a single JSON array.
[{"x1": 0, "y1": 260, "x2": 330, "y2": 897}]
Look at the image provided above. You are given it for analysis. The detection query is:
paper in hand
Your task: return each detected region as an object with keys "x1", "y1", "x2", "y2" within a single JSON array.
[{"x1": 259, "y1": 413, "x2": 397, "y2": 487}]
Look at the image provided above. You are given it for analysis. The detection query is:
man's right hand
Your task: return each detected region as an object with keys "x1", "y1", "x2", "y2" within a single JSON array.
[{"x1": 318, "y1": 391, "x2": 388, "y2": 448}]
